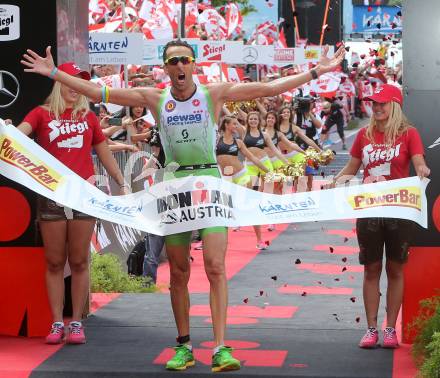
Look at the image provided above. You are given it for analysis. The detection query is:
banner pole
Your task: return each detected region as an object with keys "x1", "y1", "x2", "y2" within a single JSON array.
[
  {"x1": 121, "y1": 1, "x2": 131, "y2": 144},
  {"x1": 180, "y1": 0, "x2": 186, "y2": 38},
  {"x1": 290, "y1": 0, "x2": 300, "y2": 45},
  {"x1": 256, "y1": 24, "x2": 260, "y2": 82},
  {"x1": 319, "y1": 0, "x2": 331, "y2": 46}
]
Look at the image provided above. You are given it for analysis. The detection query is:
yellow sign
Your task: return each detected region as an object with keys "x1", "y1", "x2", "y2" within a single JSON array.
[
  {"x1": 348, "y1": 187, "x2": 421, "y2": 211},
  {"x1": 0, "y1": 136, "x2": 63, "y2": 191},
  {"x1": 304, "y1": 49, "x2": 319, "y2": 60}
]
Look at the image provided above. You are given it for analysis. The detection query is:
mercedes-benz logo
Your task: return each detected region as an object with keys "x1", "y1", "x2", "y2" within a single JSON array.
[
  {"x1": 0, "y1": 70, "x2": 20, "y2": 108},
  {"x1": 243, "y1": 47, "x2": 258, "y2": 63}
]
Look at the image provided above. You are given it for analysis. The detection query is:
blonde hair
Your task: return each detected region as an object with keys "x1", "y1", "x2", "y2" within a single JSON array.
[
  {"x1": 45, "y1": 81, "x2": 90, "y2": 120},
  {"x1": 365, "y1": 102, "x2": 411, "y2": 145}
]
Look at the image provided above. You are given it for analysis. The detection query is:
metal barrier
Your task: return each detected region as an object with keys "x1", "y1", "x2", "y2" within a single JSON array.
[{"x1": 92, "y1": 143, "x2": 153, "y2": 193}]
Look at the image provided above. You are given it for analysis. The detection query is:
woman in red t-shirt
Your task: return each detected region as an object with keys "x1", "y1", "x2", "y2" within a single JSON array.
[
  {"x1": 332, "y1": 84, "x2": 430, "y2": 349},
  {"x1": 17, "y1": 62, "x2": 128, "y2": 345}
]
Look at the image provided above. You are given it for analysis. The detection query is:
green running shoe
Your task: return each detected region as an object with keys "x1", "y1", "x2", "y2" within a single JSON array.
[
  {"x1": 165, "y1": 345, "x2": 195, "y2": 371},
  {"x1": 211, "y1": 346, "x2": 241, "y2": 372}
]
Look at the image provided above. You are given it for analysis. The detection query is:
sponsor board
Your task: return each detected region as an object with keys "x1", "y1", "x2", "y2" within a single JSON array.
[
  {"x1": 273, "y1": 48, "x2": 295, "y2": 66},
  {"x1": 142, "y1": 39, "x2": 200, "y2": 65},
  {"x1": 0, "y1": 135, "x2": 62, "y2": 191},
  {"x1": 89, "y1": 33, "x2": 144, "y2": 64},
  {"x1": 90, "y1": 34, "x2": 340, "y2": 66},
  {"x1": 0, "y1": 70, "x2": 20, "y2": 108},
  {"x1": 295, "y1": 46, "x2": 334, "y2": 65},
  {"x1": 199, "y1": 40, "x2": 243, "y2": 63},
  {"x1": 0, "y1": 4, "x2": 19, "y2": 41},
  {"x1": 348, "y1": 187, "x2": 422, "y2": 211}
]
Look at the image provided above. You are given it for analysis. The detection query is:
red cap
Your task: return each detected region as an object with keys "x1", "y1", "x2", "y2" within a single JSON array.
[
  {"x1": 365, "y1": 84, "x2": 403, "y2": 106},
  {"x1": 58, "y1": 62, "x2": 91, "y2": 81}
]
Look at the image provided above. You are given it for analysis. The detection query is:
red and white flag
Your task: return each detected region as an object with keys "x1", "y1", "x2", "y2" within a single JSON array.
[
  {"x1": 198, "y1": 8, "x2": 227, "y2": 39},
  {"x1": 310, "y1": 73, "x2": 341, "y2": 97},
  {"x1": 226, "y1": 67, "x2": 244, "y2": 83},
  {"x1": 142, "y1": 9, "x2": 175, "y2": 39},
  {"x1": 89, "y1": 0, "x2": 111, "y2": 25},
  {"x1": 225, "y1": 3, "x2": 243, "y2": 38},
  {"x1": 138, "y1": 0, "x2": 155, "y2": 21}
]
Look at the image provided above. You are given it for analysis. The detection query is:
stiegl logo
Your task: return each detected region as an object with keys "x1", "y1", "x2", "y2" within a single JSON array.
[
  {"x1": 0, "y1": 137, "x2": 62, "y2": 191},
  {"x1": 349, "y1": 187, "x2": 421, "y2": 211},
  {"x1": 0, "y1": 5, "x2": 20, "y2": 41}
]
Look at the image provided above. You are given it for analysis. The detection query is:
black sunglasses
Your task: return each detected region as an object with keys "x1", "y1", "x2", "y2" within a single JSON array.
[{"x1": 164, "y1": 55, "x2": 195, "y2": 65}]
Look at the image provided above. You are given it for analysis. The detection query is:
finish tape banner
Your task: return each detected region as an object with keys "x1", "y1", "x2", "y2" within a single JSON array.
[{"x1": 0, "y1": 124, "x2": 429, "y2": 235}]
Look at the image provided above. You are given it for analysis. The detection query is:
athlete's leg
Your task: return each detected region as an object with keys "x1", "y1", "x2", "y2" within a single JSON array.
[
  {"x1": 201, "y1": 228, "x2": 228, "y2": 346},
  {"x1": 165, "y1": 232, "x2": 192, "y2": 338}
]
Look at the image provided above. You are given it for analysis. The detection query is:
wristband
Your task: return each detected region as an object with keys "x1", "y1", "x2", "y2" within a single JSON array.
[
  {"x1": 49, "y1": 67, "x2": 58, "y2": 79},
  {"x1": 104, "y1": 86, "x2": 110, "y2": 103},
  {"x1": 310, "y1": 68, "x2": 318, "y2": 80},
  {"x1": 101, "y1": 85, "x2": 110, "y2": 103},
  {"x1": 101, "y1": 86, "x2": 106, "y2": 103}
]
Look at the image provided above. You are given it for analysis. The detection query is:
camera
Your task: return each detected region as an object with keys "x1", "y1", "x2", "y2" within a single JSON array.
[
  {"x1": 148, "y1": 127, "x2": 161, "y2": 147},
  {"x1": 108, "y1": 117, "x2": 123, "y2": 126},
  {"x1": 294, "y1": 96, "x2": 313, "y2": 113}
]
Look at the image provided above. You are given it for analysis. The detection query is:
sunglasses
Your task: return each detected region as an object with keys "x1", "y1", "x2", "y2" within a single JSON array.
[{"x1": 164, "y1": 56, "x2": 195, "y2": 65}]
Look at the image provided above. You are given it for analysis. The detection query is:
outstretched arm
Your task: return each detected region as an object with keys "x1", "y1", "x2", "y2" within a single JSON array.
[
  {"x1": 263, "y1": 133, "x2": 289, "y2": 164},
  {"x1": 21, "y1": 46, "x2": 161, "y2": 112},
  {"x1": 278, "y1": 132, "x2": 305, "y2": 154},
  {"x1": 212, "y1": 46, "x2": 345, "y2": 103},
  {"x1": 292, "y1": 125, "x2": 322, "y2": 151}
]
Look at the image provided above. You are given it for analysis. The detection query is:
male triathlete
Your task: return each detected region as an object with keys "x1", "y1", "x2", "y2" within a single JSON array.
[{"x1": 22, "y1": 40, "x2": 344, "y2": 372}]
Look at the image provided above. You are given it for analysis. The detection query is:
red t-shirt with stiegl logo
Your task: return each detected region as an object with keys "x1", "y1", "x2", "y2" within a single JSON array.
[
  {"x1": 350, "y1": 126, "x2": 424, "y2": 182},
  {"x1": 23, "y1": 106, "x2": 106, "y2": 180}
]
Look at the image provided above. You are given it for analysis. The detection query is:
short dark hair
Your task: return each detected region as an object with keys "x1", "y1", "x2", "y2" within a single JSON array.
[{"x1": 162, "y1": 39, "x2": 196, "y2": 62}]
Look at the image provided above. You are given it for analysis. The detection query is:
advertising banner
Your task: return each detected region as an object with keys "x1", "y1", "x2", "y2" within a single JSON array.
[
  {"x1": 295, "y1": 46, "x2": 335, "y2": 65},
  {"x1": 241, "y1": 44, "x2": 274, "y2": 65},
  {"x1": 273, "y1": 48, "x2": 295, "y2": 66},
  {"x1": 89, "y1": 32, "x2": 144, "y2": 65},
  {"x1": 0, "y1": 123, "x2": 429, "y2": 235},
  {"x1": 353, "y1": 6, "x2": 402, "y2": 33},
  {"x1": 89, "y1": 34, "x2": 338, "y2": 67},
  {"x1": 198, "y1": 40, "x2": 243, "y2": 63},
  {"x1": 142, "y1": 38, "x2": 200, "y2": 66}
]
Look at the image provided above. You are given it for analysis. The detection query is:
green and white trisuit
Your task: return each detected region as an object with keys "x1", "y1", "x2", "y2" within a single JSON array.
[{"x1": 157, "y1": 85, "x2": 226, "y2": 245}]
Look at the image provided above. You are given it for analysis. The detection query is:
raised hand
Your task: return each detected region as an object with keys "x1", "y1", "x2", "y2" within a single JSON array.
[
  {"x1": 21, "y1": 46, "x2": 55, "y2": 77},
  {"x1": 317, "y1": 45, "x2": 346, "y2": 74}
]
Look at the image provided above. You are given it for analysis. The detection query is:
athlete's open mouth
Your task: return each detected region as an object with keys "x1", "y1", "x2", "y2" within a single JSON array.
[{"x1": 177, "y1": 73, "x2": 186, "y2": 81}]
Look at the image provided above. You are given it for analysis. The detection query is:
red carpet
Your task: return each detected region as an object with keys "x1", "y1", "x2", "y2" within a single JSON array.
[
  {"x1": 278, "y1": 284, "x2": 354, "y2": 295},
  {"x1": 156, "y1": 225, "x2": 289, "y2": 293},
  {"x1": 313, "y1": 244, "x2": 359, "y2": 255},
  {"x1": 296, "y1": 263, "x2": 363, "y2": 274}
]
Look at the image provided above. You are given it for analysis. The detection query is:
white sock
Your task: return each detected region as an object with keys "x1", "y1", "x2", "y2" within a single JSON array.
[
  {"x1": 69, "y1": 321, "x2": 82, "y2": 327},
  {"x1": 53, "y1": 321, "x2": 64, "y2": 327},
  {"x1": 213, "y1": 345, "x2": 224, "y2": 355}
]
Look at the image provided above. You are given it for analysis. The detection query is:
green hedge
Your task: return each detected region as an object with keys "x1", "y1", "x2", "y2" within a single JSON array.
[
  {"x1": 410, "y1": 295, "x2": 440, "y2": 377},
  {"x1": 91, "y1": 253, "x2": 156, "y2": 293},
  {"x1": 420, "y1": 332, "x2": 440, "y2": 378}
]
